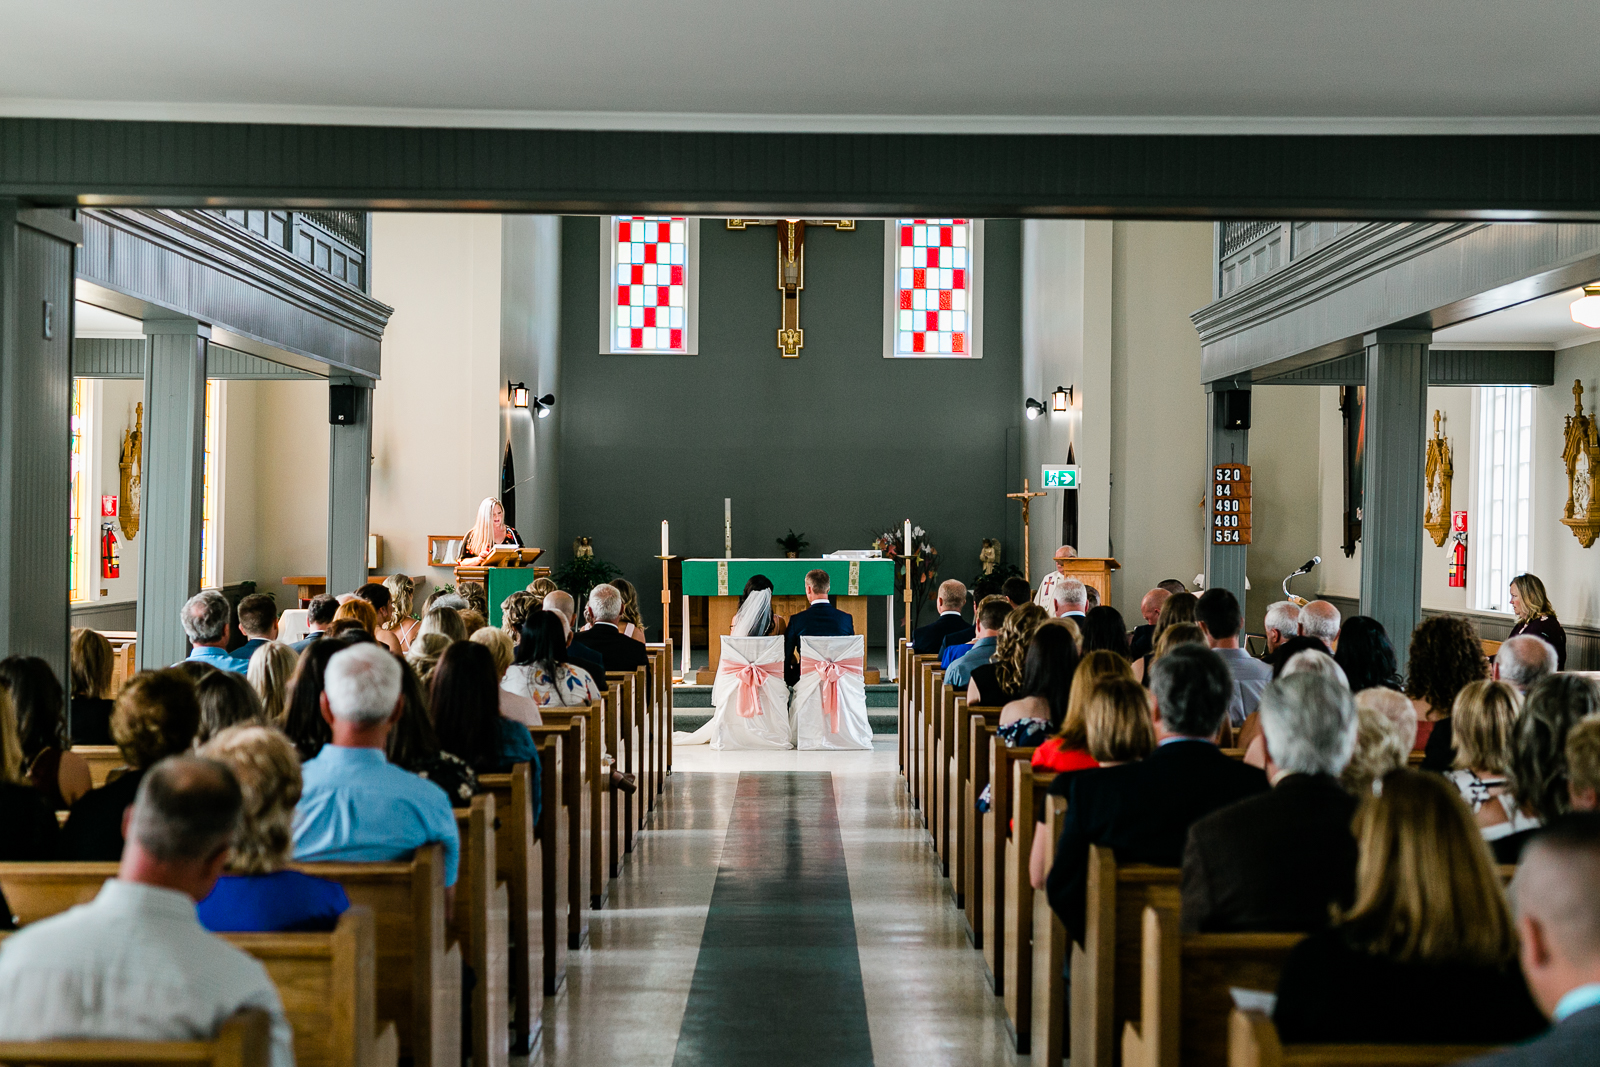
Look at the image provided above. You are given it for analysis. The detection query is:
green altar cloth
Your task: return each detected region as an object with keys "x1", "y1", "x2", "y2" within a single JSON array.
[
  {"x1": 486, "y1": 567, "x2": 541, "y2": 627},
  {"x1": 680, "y1": 558, "x2": 894, "y2": 597}
]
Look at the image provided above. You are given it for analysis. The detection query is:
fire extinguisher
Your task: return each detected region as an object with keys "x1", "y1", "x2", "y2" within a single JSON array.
[
  {"x1": 101, "y1": 523, "x2": 119, "y2": 579},
  {"x1": 1448, "y1": 510, "x2": 1467, "y2": 589}
]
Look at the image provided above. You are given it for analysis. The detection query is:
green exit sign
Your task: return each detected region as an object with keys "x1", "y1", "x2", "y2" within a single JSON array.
[{"x1": 1041, "y1": 465, "x2": 1080, "y2": 489}]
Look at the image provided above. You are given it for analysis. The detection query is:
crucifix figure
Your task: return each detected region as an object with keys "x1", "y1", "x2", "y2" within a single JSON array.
[
  {"x1": 1007, "y1": 478, "x2": 1048, "y2": 583},
  {"x1": 727, "y1": 218, "x2": 855, "y2": 357}
]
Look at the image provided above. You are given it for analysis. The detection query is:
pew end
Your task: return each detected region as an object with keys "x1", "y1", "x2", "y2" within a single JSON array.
[
  {"x1": 1227, "y1": 1008, "x2": 1495, "y2": 1067},
  {"x1": 0, "y1": 1008, "x2": 271, "y2": 1067}
]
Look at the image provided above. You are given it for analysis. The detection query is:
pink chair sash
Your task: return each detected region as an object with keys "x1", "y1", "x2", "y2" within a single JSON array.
[
  {"x1": 726, "y1": 658, "x2": 781, "y2": 718},
  {"x1": 799, "y1": 653, "x2": 865, "y2": 735}
]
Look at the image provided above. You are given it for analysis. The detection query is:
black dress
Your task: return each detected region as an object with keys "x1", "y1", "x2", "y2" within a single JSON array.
[
  {"x1": 967, "y1": 663, "x2": 1018, "y2": 708},
  {"x1": 59, "y1": 768, "x2": 144, "y2": 861},
  {"x1": 1273, "y1": 930, "x2": 1546, "y2": 1045},
  {"x1": 0, "y1": 782, "x2": 60, "y2": 862},
  {"x1": 1421, "y1": 716, "x2": 1455, "y2": 772},
  {"x1": 1509, "y1": 614, "x2": 1567, "y2": 670},
  {"x1": 69, "y1": 695, "x2": 115, "y2": 746}
]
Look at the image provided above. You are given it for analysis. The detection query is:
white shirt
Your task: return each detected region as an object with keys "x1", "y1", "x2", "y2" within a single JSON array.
[{"x1": 0, "y1": 880, "x2": 294, "y2": 1067}]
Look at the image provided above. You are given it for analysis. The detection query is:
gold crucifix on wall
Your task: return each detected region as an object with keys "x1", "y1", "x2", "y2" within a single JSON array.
[{"x1": 727, "y1": 218, "x2": 855, "y2": 357}]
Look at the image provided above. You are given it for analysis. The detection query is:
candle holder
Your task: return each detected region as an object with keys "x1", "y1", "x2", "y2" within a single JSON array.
[{"x1": 657, "y1": 554, "x2": 678, "y2": 680}]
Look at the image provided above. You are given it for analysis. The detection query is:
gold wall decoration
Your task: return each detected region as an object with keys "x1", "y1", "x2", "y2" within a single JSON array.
[
  {"x1": 118, "y1": 402, "x2": 142, "y2": 541},
  {"x1": 1423, "y1": 409, "x2": 1453, "y2": 547},
  {"x1": 1561, "y1": 379, "x2": 1600, "y2": 548}
]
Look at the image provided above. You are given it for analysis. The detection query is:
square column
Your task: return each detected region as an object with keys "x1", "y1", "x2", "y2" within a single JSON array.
[
  {"x1": 1359, "y1": 330, "x2": 1430, "y2": 670},
  {"x1": 326, "y1": 377, "x2": 373, "y2": 596},
  {"x1": 136, "y1": 319, "x2": 209, "y2": 668},
  {"x1": 1203, "y1": 378, "x2": 1250, "y2": 608},
  {"x1": 0, "y1": 202, "x2": 78, "y2": 679}
]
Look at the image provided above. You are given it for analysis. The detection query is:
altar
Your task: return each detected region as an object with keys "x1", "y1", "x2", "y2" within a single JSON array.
[{"x1": 681, "y1": 557, "x2": 895, "y2": 683}]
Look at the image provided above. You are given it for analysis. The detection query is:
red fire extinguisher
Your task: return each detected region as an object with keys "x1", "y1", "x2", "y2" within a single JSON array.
[
  {"x1": 1448, "y1": 511, "x2": 1467, "y2": 589},
  {"x1": 101, "y1": 524, "x2": 119, "y2": 579}
]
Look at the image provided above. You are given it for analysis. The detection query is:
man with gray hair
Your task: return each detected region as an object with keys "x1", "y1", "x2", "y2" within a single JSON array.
[
  {"x1": 1495, "y1": 634, "x2": 1559, "y2": 694},
  {"x1": 1462, "y1": 814, "x2": 1600, "y2": 1066},
  {"x1": 1056, "y1": 576, "x2": 1088, "y2": 619},
  {"x1": 292, "y1": 643, "x2": 460, "y2": 888},
  {"x1": 539, "y1": 590, "x2": 608, "y2": 692},
  {"x1": 1181, "y1": 673, "x2": 1359, "y2": 933},
  {"x1": 1297, "y1": 600, "x2": 1342, "y2": 648},
  {"x1": 913, "y1": 578, "x2": 969, "y2": 653},
  {"x1": 580, "y1": 582, "x2": 649, "y2": 675},
  {"x1": 180, "y1": 589, "x2": 247, "y2": 674},
  {"x1": 1263, "y1": 600, "x2": 1301, "y2": 659},
  {"x1": 0, "y1": 757, "x2": 294, "y2": 1066}
]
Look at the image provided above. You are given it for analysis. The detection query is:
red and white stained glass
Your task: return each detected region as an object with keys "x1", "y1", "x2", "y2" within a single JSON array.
[
  {"x1": 893, "y1": 218, "x2": 971, "y2": 356},
  {"x1": 613, "y1": 216, "x2": 688, "y2": 352}
]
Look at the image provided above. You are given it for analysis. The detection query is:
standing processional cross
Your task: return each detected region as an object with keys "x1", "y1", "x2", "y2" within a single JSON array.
[
  {"x1": 1007, "y1": 479, "x2": 1048, "y2": 583},
  {"x1": 727, "y1": 219, "x2": 855, "y2": 357}
]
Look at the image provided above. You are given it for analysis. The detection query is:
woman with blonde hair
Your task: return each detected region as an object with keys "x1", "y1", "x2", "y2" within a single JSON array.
[
  {"x1": 0, "y1": 685, "x2": 60, "y2": 864},
  {"x1": 460, "y1": 498, "x2": 521, "y2": 566},
  {"x1": 381, "y1": 573, "x2": 423, "y2": 652},
  {"x1": 1446, "y1": 679, "x2": 1521, "y2": 813},
  {"x1": 247, "y1": 641, "x2": 299, "y2": 724},
  {"x1": 1134, "y1": 593, "x2": 1199, "y2": 683},
  {"x1": 332, "y1": 598, "x2": 378, "y2": 634},
  {"x1": 1507, "y1": 573, "x2": 1566, "y2": 670},
  {"x1": 68, "y1": 627, "x2": 116, "y2": 745},
  {"x1": 1271, "y1": 768, "x2": 1544, "y2": 1044},
  {"x1": 1032, "y1": 649, "x2": 1133, "y2": 772},
  {"x1": 420, "y1": 605, "x2": 468, "y2": 644},
  {"x1": 610, "y1": 577, "x2": 648, "y2": 644},
  {"x1": 966, "y1": 603, "x2": 1049, "y2": 708},
  {"x1": 196, "y1": 725, "x2": 349, "y2": 933},
  {"x1": 527, "y1": 577, "x2": 558, "y2": 600},
  {"x1": 1340, "y1": 689, "x2": 1414, "y2": 795},
  {"x1": 406, "y1": 631, "x2": 454, "y2": 691}
]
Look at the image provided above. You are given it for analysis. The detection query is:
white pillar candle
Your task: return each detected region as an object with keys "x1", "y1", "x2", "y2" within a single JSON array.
[
  {"x1": 661, "y1": 520, "x2": 669, "y2": 557},
  {"x1": 903, "y1": 519, "x2": 912, "y2": 555},
  {"x1": 725, "y1": 498, "x2": 732, "y2": 559}
]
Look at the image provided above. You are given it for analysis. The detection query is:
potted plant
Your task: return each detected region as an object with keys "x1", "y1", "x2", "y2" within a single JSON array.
[{"x1": 776, "y1": 529, "x2": 810, "y2": 558}]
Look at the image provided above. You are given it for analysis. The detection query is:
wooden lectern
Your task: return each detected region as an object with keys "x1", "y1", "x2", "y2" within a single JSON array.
[
  {"x1": 454, "y1": 547, "x2": 545, "y2": 586},
  {"x1": 1054, "y1": 554, "x2": 1120, "y2": 604}
]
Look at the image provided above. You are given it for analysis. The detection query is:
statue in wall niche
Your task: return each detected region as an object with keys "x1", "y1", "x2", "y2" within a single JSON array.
[
  {"x1": 978, "y1": 539, "x2": 1000, "y2": 575},
  {"x1": 1423, "y1": 410, "x2": 1453, "y2": 548},
  {"x1": 118, "y1": 402, "x2": 142, "y2": 541},
  {"x1": 1561, "y1": 380, "x2": 1600, "y2": 548},
  {"x1": 572, "y1": 536, "x2": 593, "y2": 560}
]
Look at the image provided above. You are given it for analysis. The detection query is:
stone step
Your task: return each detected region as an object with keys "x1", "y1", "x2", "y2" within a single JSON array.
[
  {"x1": 671, "y1": 683, "x2": 900, "y2": 709},
  {"x1": 673, "y1": 711, "x2": 900, "y2": 735}
]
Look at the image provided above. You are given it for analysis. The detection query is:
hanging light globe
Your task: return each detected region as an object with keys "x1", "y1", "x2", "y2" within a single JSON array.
[{"x1": 1571, "y1": 285, "x2": 1600, "y2": 328}]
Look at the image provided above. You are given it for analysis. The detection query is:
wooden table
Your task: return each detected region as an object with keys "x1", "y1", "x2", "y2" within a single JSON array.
[{"x1": 283, "y1": 576, "x2": 327, "y2": 606}]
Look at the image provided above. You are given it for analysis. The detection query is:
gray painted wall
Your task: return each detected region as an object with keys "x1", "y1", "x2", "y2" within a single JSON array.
[
  {"x1": 556, "y1": 217, "x2": 1023, "y2": 646},
  {"x1": 501, "y1": 215, "x2": 562, "y2": 554}
]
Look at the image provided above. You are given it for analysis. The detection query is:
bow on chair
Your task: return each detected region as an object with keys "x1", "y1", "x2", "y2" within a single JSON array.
[
  {"x1": 727, "y1": 658, "x2": 781, "y2": 718},
  {"x1": 800, "y1": 653, "x2": 865, "y2": 735}
]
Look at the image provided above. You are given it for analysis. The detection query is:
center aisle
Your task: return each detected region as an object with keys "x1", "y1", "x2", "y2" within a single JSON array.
[{"x1": 531, "y1": 741, "x2": 1019, "y2": 1067}]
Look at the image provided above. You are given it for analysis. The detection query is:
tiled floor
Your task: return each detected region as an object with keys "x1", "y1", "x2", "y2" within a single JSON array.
[{"x1": 528, "y1": 739, "x2": 1021, "y2": 1066}]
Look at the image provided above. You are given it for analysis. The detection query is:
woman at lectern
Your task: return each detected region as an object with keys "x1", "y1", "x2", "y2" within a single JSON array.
[{"x1": 460, "y1": 497, "x2": 522, "y2": 565}]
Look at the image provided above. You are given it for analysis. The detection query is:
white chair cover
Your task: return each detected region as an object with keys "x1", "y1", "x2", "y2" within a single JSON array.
[
  {"x1": 710, "y1": 636, "x2": 793, "y2": 750},
  {"x1": 792, "y1": 635, "x2": 872, "y2": 750},
  {"x1": 277, "y1": 609, "x2": 310, "y2": 645}
]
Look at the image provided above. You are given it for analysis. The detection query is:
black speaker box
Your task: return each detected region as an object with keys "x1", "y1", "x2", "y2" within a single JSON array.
[
  {"x1": 1217, "y1": 389, "x2": 1251, "y2": 431},
  {"x1": 329, "y1": 384, "x2": 357, "y2": 426}
]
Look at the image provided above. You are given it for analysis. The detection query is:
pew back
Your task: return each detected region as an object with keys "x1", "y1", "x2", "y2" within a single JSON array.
[
  {"x1": 1032, "y1": 792, "x2": 1070, "y2": 1067},
  {"x1": 1003, "y1": 765, "x2": 1055, "y2": 1053},
  {"x1": 451, "y1": 795, "x2": 509, "y2": 1067},
  {"x1": 532, "y1": 702, "x2": 602, "y2": 911},
  {"x1": 70, "y1": 746, "x2": 125, "y2": 789},
  {"x1": 0, "y1": 1009, "x2": 271, "y2": 1067},
  {"x1": 982, "y1": 736, "x2": 1037, "y2": 994},
  {"x1": 1227, "y1": 1009, "x2": 1493, "y2": 1067}
]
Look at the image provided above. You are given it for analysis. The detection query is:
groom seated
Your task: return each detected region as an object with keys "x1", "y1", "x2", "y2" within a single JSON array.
[{"x1": 784, "y1": 569, "x2": 855, "y2": 686}]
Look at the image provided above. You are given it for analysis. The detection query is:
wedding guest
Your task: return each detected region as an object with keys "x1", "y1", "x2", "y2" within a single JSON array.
[
  {"x1": 247, "y1": 641, "x2": 298, "y2": 724},
  {"x1": 431, "y1": 642, "x2": 539, "y2": 779},
  {"x1": 278, "y1": 638, "x2": 346, "y2": 761},
  {"x1": 1152, "y1": 622, "x2": 1207, "y2": 661},
  {"x1": 1568, "y1": 719, "x2": 1600, "y2": 812},
  {"x1": 1133, "y1": 592, "x2": 1198, "y2": 683},
  {"x1": 1267, "y1": 635, "x2": 1330, "y2": 676},
  {"x1": 232, "y1": 594, "x2": 278, "y2": 664},
  {"x1": 291, "y1": 594, "x2": 339, "y2": 653},
  {"x1": 966, "y1": 604, "x2": 1048, "y2": 708},
  {"x1": 997, "y1": 623, "x2": 1080, "y2": 750},
  {"x1": 1507, "y1": 573, "x2": 1567, "y2": 670},
  {"x1": 1033, "y1": 648, "x2": 1129, "y2": 773},
  {"x1": 580, "y1": 584, "x2": 651, "y2": 675},
  {"x1": 1447, "y1": 679, "x2": 1520, "y2": 814},
  {"x1": 0, "y1": 685, "x2": 60, "y2": 867},
  {"x1": 1333, "y1": 616, "x2": 1404, "y2": 692},
  {"x1": 181, "y1": 590, "x2": 247, "y2": 674},
  {"x1": 457, "y1": 581, "x2": 488, "y2": 621},
  {"x1": 1341, "y1": 698, "x2": 1412, "y2": 795},
  {"x1": 1494, "y1": 634, "x2": 1558, "y2": 694},
  {"x1": 1484, "y1": 674, "x2": 1600, "y2": 861},
  {"x1": 380, "y1": 575, "x2": 422, "y2": 652},
  {"x1": 541, "y1": 590, "x2": 609, "y2": 688},
  {"x1": 500, "y1": 590, "x2": 540, "y2": 640},
  {"x1": 0, "y1": 656, "x2": 91, "y2": 810},
  {"x1": 913, "y1": 579, "x2": 969, "y2": 654},
  {"x1": 1297, "y1": 600, "x2": 1342, "y2": 648},
  {"x1": 387, "y1": 659, "x2": 477, "y2": 806},
  {"x1": 458, "y1": 609, "x2": 487, "y2": 635},
  {"x1": 332, "y1": 598, "x2": 379, "y2": 635},
  {"x1": 1196, "y1": 588, "x2": 1271, "y2": 727},
  {"x1": 404, "y1": 632, "x2": 452, "y2": 691},
  {"x1": 1128, "y1": 588, "x2": 1171, "y2": 663},
  {"x1": 1001, "y1": 577, "x2": 1032, "y2": 608},
  {"x1": 945, "y1": 596, "x2": 1009, "y2": 688},
  {"x1": 1262, "y1": 601, "x2": 1301, "y2": 659},
  {"x1": 194, "y1": 669, "x2": 264, "y2": 746},
  {"x1": 196, "y1": 725, "x2": 349, "y2": 933},
  {"x1": 1079, "y1": 605, "x2": 1130, "y2": 659},
  {"x1": 357, "y1": 582, "x2": 404, "y2": 653},
  {"x1": 68, "y1": 627, "x2": 117, "y2": 745},
  {"x1": 1407, "y1": 615, "x2": 1490, "y2": 771},
  {"x1": 471, "y1": 628, "x2": 542, "y2": 728},
  {"x1": 1271, "y1": 768, "x2": 1545, "y2": 1045},
  {"x1": 607, "y1": 577, "x2": 650, "y2": 644},
  {"x1": 420, "y1": 604, "x2": 468, "y2": 643},
  {"x1": 526, "y1": 577, "x2": 558, "y2": 601},
  {"x1": 504, "y1": 612, "x2": 603, "y2": 707}
]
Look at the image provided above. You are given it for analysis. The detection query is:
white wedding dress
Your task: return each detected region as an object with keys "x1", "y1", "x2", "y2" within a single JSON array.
[{"x1": 674, "y1": 588, "x2": 778, "y2": 747}]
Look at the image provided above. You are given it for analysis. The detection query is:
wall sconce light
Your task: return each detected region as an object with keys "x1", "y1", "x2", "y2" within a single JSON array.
[
  {"x1": 509, "y1": 381, "x2": 530, "y2": 408},
  {"x1": 1052, "y1": 385, "x2": 1073, "y2": 412},
  {"x1": 531, "y1": 393, "x2": 556, "y2": 419},
  {"x1": 1572, "y1": 285, "x2": 1600, "y2": 328},
  {"x1": 1025, "y1": 398, "x2": 1045, "y2": 421}
]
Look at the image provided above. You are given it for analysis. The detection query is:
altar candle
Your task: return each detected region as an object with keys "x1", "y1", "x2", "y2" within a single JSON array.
[
  {"x1": 904, "y1": 519, "x2": 912, "y2": 555},
  {"x1": 725, "y1": 498, "x2": 732, "y2": 559},
  {"x1": 661, "y1": 520, "x2": 669, "y2": 557}
]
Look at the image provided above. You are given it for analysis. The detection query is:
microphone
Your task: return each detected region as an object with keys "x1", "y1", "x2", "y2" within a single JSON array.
[{"x1": 1294, "y1": 556, "x2": 1321, "y2": 576}]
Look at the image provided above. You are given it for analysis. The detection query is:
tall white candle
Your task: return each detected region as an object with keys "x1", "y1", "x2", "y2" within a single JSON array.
[
  {"x1": 904, "y1": 519, "x2": 912, "y2": 555},
  {"x1": 661, "y1": 520, "x2": 669, "y2": 557},
  {"x1": 725, "y1": 498, "x2": 732, "y2": 559}
]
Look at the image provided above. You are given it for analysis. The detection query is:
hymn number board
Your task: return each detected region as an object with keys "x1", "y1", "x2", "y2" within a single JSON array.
[{"x1": 1212, "y1": 464, "x2": 1252, "y2": 545}]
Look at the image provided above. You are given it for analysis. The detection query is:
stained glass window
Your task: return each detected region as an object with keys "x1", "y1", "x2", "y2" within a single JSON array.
[
  {"x1": 605, "y1": 216, "x2": 697, "y2": 354},
  {"x1": 888, "y1": 219, "x2": 980, "y2": 358}
]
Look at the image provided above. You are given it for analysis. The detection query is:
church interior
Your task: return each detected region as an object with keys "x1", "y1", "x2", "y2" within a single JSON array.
[{"x1": 7, "y1": 6, "x2": 1600, "y2": 1066}]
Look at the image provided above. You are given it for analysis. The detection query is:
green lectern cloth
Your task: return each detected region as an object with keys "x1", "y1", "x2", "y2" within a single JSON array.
[{"x1": 680, "y1": 558, "x2": 893, "y2": 597}]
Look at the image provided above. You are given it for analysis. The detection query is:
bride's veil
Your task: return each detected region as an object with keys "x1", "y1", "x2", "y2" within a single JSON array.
[{"x1": 730, "y1": 587, "x2": 773, "y2": 638}]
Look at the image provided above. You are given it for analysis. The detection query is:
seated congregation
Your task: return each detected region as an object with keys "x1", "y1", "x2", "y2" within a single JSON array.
[
  {"x1": 902, "y1": 568, "x2": 1600, "y2": 1065},
  {"x1": 0, "y1": 568, "x2": 667, "y2": 1061}
]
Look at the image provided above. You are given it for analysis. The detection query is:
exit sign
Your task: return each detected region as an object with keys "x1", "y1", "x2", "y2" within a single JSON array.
[{"x1": 1041, "y1": 465, "x2": 1080, "y2": 489}]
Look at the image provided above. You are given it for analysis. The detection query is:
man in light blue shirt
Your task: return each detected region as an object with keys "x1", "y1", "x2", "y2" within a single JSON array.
[
  {"x1": 180, "y1": 590, "x2": 248, "y2": 674},
  {"x1": 292, "y1": 643, "x2": 460, "y2": 887},
  {"x1": 1463, "y1": 814, "x2": 1600, "y2": 1067},
  {"x1": 230, "y1": 593, "x2": 279, "y2": 668},
  {"x1": 947, "y1": 597, "x2": 1011, "y2": 689}
]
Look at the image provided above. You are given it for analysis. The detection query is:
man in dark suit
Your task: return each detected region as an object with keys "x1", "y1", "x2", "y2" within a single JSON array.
[
  {"x1": 783, "y1": 569, "x2": 855, "y2": 686},
  {"x1": 1181, "y1": 673, "x2": 1358, "y2": 933},
  {"x1": 540, "y1": 590, "x2": 608, "y2": 692},
  {"x1": 580, "y1": 583, "x2": 651, "y2": 676},
  {"x1": 1127, "y1": 587, "x2": 1170, "y2": 663},
  {"x1": 1463, "y1": 814, "x2": 1600, "y2": 1067},
  {"x1": 1047, "y1": 644, "x2": 1268, "y2": 943},
  {"x1": 912, "y1": 579, "x2": 969, "y2": 654}
]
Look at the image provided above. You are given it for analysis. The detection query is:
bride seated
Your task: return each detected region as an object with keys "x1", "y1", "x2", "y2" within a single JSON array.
[{"x1": 676, "y1": 576, "x2": 776, "y2": 745}]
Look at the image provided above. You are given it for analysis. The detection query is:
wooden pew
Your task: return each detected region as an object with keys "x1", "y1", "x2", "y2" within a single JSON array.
[
  {"x1": 0, "y1": 871, "x2": 397, "y2": 1067},
  {"x1": 897, "y1": 639, "x2": 910, "y2": 781},
  {"x1": 933, "y1": 681, "x2": 959, "y2": 873},
  {"x1": 1121, "y1": 905, "x2": 1303, "y2": 1067},
  {"x1": 1003, "y1": 764, "x2": 1056, "y2": 1053},
  {"x1": 70, "y1": 746, "x2": 125, "y2": 789},
  {"x1": 982, "y1": 736, "x2": 1037, "y2": 996},
  {"x1": 921, "y1": 659, "x2": 941, "y2": 835},
  {"x1": 451, "y1": 794, "x2": 510, "y2": 1067},
  {"x1": 964, "y1": 715, "x2": 999, "y2": 945},
  {"x1": 518, "y1": 717, "x2": 589, "y2": 951},
  {"x1": 910, "y1": 654, "x2": 937, "y2": 817},
  {"x1": 0, "y1": 1008, "x2": 271, "y2": 1067},
  {"x1": 605, "y1": 671, "x2": 637, "y2": 864},
  {"x1": 1228, "y1": 1009, "x2": 1494, "y2": 1067},
  {"x1": 951, "y1": 703, "x2": 1001, "y2": 913},
  {"x1": 293, "y1": 844, "x2": 462, "y2": 1067},
  {"x1": 534, "y1": 702, "x2": 603, "y2": 912},
  {"x1": 1032, "y1": 791, "x2": 1070, "y2": 1067},
  {"x1": 1070, "y1": 846, "x2": 1181, "y2": 1067}
]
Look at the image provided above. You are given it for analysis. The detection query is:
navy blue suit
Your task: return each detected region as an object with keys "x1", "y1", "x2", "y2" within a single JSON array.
[
  {"x1": 913, "y1": 612, "x2": 970, "y2": 655},
  {"x1": 783, "y1": 599, "x2": 855, "y2": 686}
]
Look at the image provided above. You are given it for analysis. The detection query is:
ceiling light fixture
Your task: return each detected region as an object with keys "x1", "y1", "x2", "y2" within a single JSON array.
[
  {"x1": 508, "y1": 381, "x2": 530, "y2": 408},
  {"x1": 1572, "y1": 285, "x2": 1600, "y2": 328},
  {"x1": 1052, "y1": 385, "x2": 1073, "y2": 412},
  {"x1": 532, "y1": 393, "x2": 556, "y2": 419},
  {"x1": 1025, "y1": 398, "x2": 1045, "y2": 421}
]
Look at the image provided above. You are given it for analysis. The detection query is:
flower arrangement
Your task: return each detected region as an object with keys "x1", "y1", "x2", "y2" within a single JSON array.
[{"x1": 871, "y1": 523, "x2": 940, "y2": 626}]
